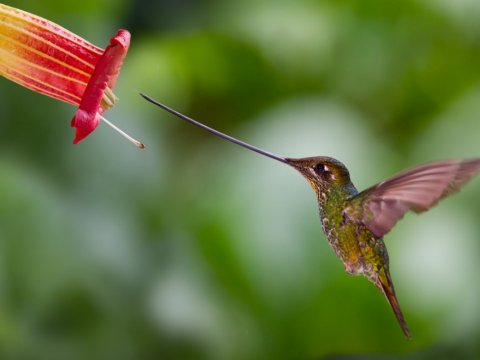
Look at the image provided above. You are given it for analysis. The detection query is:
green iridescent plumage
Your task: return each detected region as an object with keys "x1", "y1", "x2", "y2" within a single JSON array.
[
  {"x1": 142, "y1": 93, "x2": 480, "y2": 339},
  {"x1": 286, "y1": 156, "x2": 408, "y2": 336}
]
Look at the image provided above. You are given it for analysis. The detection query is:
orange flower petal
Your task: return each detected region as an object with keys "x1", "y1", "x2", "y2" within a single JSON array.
[
  {"x1": 0, "y1": 3, "x2": 102, "y2": 105},
  {"x1": 0, "y1": 4, "x2": 133, "y2": 144}
]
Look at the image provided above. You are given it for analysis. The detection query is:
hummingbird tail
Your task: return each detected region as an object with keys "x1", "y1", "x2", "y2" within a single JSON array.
[{"x1": 376, "y1": 270, "x2": 411, "y2": 339}]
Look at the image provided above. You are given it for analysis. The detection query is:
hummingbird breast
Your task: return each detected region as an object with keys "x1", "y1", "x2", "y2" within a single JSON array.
[{"x1": 317, "y1": 186, "x2": 389, "y2": 278}]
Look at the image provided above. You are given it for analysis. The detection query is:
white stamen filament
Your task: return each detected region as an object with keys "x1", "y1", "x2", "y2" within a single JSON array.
[{"x1": 100, "y1": 115, "x2": 145, "y2": 149}]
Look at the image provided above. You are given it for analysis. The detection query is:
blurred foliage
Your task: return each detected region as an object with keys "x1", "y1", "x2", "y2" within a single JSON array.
[{"x1": 1, "y1": 0, "x2": 480, "y2": 359}]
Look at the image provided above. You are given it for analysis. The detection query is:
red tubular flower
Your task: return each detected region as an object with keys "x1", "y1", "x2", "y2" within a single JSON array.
[
  {"x1": 0, "y1": 3, "x2": 143, "y2": 148},
  {"x1": 71, "y1": 30, "x2": 130, "y2": 143}
]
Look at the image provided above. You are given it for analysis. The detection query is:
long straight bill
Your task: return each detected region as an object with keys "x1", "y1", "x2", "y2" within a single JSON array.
[{"x1": 140, "y1": 93, "x2": 287, "y2": 164}]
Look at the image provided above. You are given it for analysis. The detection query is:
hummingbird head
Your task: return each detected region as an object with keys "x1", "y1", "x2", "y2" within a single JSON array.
[
  {"x1": 139, "y1": 95, "x2": 352, "y2": 191},
  {"x1": 285, "y1": 156, "x2": 352, "y2": 190}
]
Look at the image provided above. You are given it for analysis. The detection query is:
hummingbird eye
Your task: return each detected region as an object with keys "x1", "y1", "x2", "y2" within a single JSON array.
[{"x1": 313, "y1": 163, "x2": 326, "y2": 175}]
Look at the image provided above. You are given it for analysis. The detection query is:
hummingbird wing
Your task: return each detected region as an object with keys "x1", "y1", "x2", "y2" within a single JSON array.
[{"x1": 344, "y1": 159, "x2": 480, "y2": 238}]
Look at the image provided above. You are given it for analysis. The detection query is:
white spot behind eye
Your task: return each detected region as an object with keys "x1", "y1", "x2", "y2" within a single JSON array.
[{"x1": 323, "y1": 165, "x2": 336, "y2": 179}]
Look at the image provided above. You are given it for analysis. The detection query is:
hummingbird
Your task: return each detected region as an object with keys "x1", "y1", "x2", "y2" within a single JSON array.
[{"x1": 141, "y1": 93, "x2": 480, "y2": 338}]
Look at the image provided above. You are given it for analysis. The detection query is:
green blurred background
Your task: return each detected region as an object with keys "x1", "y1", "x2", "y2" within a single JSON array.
[{"x1": 1, "y1": 0, "x2": 480, "y2": 359}]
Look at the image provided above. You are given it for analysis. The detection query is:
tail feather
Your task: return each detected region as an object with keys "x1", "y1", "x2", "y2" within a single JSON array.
[{"x1": 376, "y1": 270, "x2": 411, "y2": 339}]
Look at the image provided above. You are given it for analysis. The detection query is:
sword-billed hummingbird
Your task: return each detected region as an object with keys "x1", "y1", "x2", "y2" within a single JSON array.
[{"x1": 141, "y1": 93, "x2": 480, "y2": 338}]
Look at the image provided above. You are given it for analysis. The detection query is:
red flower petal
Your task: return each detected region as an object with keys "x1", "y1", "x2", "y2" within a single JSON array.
[
  {"x1": 0, "y1": 3, "x2": 102, "y2": 105},
  {"x1": 71, "y1": 30, "x2": 130, "y2": 144},
  {"x1": 1, "y1": 5, "x2": 139, "y2": 146}
]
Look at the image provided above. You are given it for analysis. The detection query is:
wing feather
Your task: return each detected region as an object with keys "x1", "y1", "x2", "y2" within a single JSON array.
[{"x1": 345, "y1": 159, "x2": 480, "y2": 237}]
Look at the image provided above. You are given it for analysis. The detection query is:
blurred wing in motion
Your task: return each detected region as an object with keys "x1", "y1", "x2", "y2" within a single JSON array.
[{"x1": 344, "y1": 159, "x2": 480, "y2": 238}]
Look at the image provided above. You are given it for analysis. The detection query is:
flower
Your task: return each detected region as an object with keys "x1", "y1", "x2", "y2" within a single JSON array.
[
  {"x1": 70, "y1": 29, "x2": 130, "y2": 144},
  {"x1": 0, "y1": 3, "x2": 143, "y2": 147}
]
